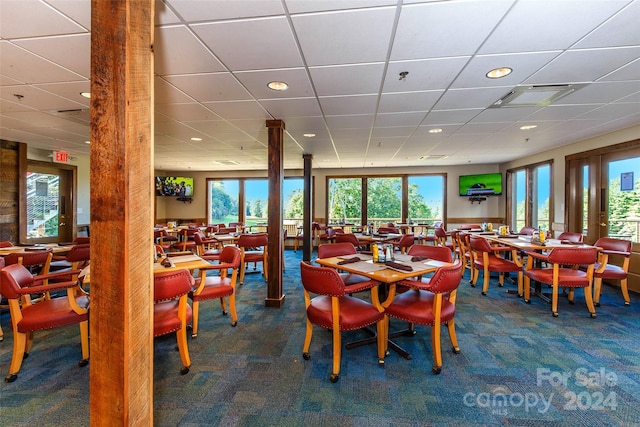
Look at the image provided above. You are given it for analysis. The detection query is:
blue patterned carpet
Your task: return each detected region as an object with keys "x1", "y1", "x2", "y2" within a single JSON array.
[{"x1": 1, "y1": 249, "x2": 639, "y2": 426}]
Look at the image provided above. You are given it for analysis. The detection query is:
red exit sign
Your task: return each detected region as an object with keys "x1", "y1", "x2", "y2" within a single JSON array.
[{"x1": 53, "y1": 151, "x2": 70, "y2": 163}]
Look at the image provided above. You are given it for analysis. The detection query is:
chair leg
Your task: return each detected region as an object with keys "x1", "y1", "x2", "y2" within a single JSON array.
[
  {"x1": 302, "y1": 319, "x2": 313, "y2": 358},
  {"x1": 219, "y1": 297, "x2": 228, "y2": 316},
  {"x1": 621, "y1": 278, "x2": 630, "y2": 306},
  {"x1": 228, "y1": 294, "x2": 238, "y2": 327},
  {"x1": 431, "y1": 318, "x2": 442, "y2": 374},
  {"x1": 375, "y1": 320, "x2": 385, "y2": 366},
  {"x1": 523, "y1": 275, "x2": 531, "y2": 303},
  {"x1": 0, "y1": 324, "x2": 3, "y2": 342},
  {"x1": 6, "y1": 330, "x2": 27, "y2": 382},
  {"x1": 447, "y1": 320, "x2": 460, "y2": 354},
  {"x1": 79, "y1": 320, "x2": 89, "y2": 366},
  {"x1": 191, "y1": 301, "x2": 200, "y2": 337},
  {"x1": 482, "y1": 268, "x2": 489, "y2": 295},
  {"x1": 517, "y1": 271, "x2": 523, "y2": 297},
  {"x1": 551, "y1": 282, "x2": 559, "y2": 317},
  {"x1": 176, "y1": 325, "x2": 191, "y2": 375},
  {"x1": 239, "y1": 263, "x2": 246, "y2": 285},
  {"x1": 593, "y1": 277, "x2": 603, "y2": 306},
  {"x1": 584, "y1": 284, "x2": 597, "y2": 318},
  {"x1": 330, "y1": 324, "x2": 341, "y2": 382}
]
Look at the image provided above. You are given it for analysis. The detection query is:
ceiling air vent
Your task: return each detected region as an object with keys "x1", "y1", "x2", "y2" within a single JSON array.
[
  {"x1": 490, "y1": 84, "x2": 586, "y2": 108},
  {"x1": 212, "y1": 160, "x2": 239, "y2": 166},
  {"x1": 419, "y1": 155, "x2": 448, "y2": 160}
]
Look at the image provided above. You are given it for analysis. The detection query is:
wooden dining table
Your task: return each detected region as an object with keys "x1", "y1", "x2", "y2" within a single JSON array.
[
  {"x1": 0, "y1": 243, "x2": 76, "y2": 256},
  {"x1": 315, "y1": 253, "x2": 451, "y2": 359},
  {"x1": 478, "y1": 233, "x2": 602, "y2": 302}
]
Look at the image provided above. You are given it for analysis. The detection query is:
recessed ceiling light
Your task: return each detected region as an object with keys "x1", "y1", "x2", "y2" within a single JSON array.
[
  {"x1": 190, "y1": 137, "x2": 202, "y2": 141},
  {"x1": 303, "y1": 133, "x2": 316, "y2": 138},
  {"x1": 267, "y1": 81, "x2": 288, "y2": 91},
  {"x1": 428, "y1": 128, "x2": 443, "y2": 134},
  {"x1": 486, "y1": 67, "x2": 513, "y2": 79},
  {"x1": 520, "y1": 125, "x2": 537, "y2": 130},
  {"x1": 80, "y1": 92, "x2": 91, "y2": 98}
]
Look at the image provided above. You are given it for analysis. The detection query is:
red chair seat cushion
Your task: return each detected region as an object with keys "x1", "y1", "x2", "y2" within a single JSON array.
[
  {"x1": 307, "y1": 295, "x2": 383, "y2": 331},
  {"x1": 189, "y1": 277, "x2": 233, "y2": 302},
  {"x1": 154, "y1": 301, "x2": 193, "y2": 337},
  {"x1": 243, "y1": 251, "x2": 264, "y2": 262},
  {"x1": 594, "y1": 263, "x2": 627, "y2": 280},
  {"x1": 525, "y1": 268, "x2": 590, "y2": 287},
  {"x1": 385, "y1": 289, "x2": 455, "y2": 325},
  {"x1": 17, "y1": 298, "x2": 88, "y2": 332},
  {"x1": 474, "y1": 256, "x2": 520, "y2": 273}
]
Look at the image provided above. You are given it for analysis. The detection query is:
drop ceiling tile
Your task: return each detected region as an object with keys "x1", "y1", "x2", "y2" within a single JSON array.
[
  {"x1": 155, "y1": 26, "x2": 226, "y2": 75},
  {"x1": 0, "y1": 0, "x2": 86, "y2": 38},
  {"x1": 391, "y1": 1, "x2": 514, "y2": 60},
  {"x1": 378, "y1": 91, "x2": 440, "y2": 113},
  {"x1": 191, "y1": 17, "x2": 302, "y2": 71},
  {"x1": 292, "y1": 7, "x2": 396, "y2": 66},
  {"x1": 319, "y1": 94, "x2": 378, "y2": 115},
  {"x1": 14, "y1": 34, "x2": 90, "y2": 78},
  {"x1": 309, "y1": 63, "x2": 385, "y2": 96},
  {"x1": 164, "y1": 73, "x2": 252, "y2": 102}
]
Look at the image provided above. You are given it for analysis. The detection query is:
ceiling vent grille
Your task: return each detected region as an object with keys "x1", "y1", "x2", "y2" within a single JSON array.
[
  {"x1": 490, "y1": 84, "x2": 586, "y2": 108},
  {"x1": 212, "y1": 160, "x2": 239, "y2": 166},
  {"x1": 420, "y1": 154, "x2": 448, "y2": 160}
]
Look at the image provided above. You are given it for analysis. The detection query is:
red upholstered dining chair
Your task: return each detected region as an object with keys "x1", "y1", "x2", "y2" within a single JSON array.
[
  {"x1": 154, "y1": 268, "x2": 194, "y2": 375},
  {"x1": 377, "y1": 226, "x2": 400, "y2": 234},
  {"x1": 237, "y1": 233, "x2": 268, "y2": 285},
  {"x1": 155, "y1": 229, "x2": 179, "y2": 252},
  {"x1": 518, "y1": 226, "x2": 536, "y2": 236},
  {"x1": 418, "y1": 221, "x2": 441, "y2": 246},
  {"x1": 459, "y1": 224, "x2": 482, "y2": 230},
  {"x1": 392, "y1": 233, "x2": 415, "y2": 254},
  {"x1": 0, "y1": 241, "x2": 13, "y2": 248},
  {"x1": 469, "y1": 235, "x2": 523, "y2": 297},
  {"x1": 457, "y1": 232, "x2": 475, "y2": 280},
  {"x1": 557, "y1": 231, "x2": 584, "y2": 243},
  {"x1": 171, "y1": 228, "x2": 198, "y2": 253},
  {"x1": 385, "y1": 261, "x2": 463, "y2": 374},
  {"x1": 591, "y1": 237, "x2": 632, "y2": 306},
  {"x1": 300, "y1": 261, "x2": 385, "y2": 383},
  {"x1": 317, "y1": 242, "x2": 381, "y2": 294},
  {"x1": 523, "y1": 247, "x2": 598, "y2": 317},
  {"x1": 3, "y1": 249, "x2": 55, "y2": 301},
  {"x1": 189, "y1": 246, "x2": 241, "y2": 337},
  {"x1": 194, "y1": 231, "x2": 221, "y2": 263},
  {"x1": 397, "y1": 245, "x2": 453, "y2": 289},
  {"x1": 335, "y1": 232, "x2": 370, "y2": 253},
  {"x1": 1, "y1": 263, "x2": 89, "y2": 382}
]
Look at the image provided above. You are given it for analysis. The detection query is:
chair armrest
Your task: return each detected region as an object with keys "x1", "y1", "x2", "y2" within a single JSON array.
[
  {"x1": 601, "y1": 249, "x2": 630, "y2": 257},
  {"x1": 16, "y1": 280, "x2": 79, "y2": 296},
  {"x1": 35, "y1": 269, "x2": 82, "y2": 281}
]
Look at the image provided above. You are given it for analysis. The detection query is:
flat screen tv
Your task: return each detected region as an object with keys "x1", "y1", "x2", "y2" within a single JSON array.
[
  {"x1": 459, "y1": 173, "x2": 502, "y2": 197},
  {"x1": 155, "y1": 176, "x2": 194, "y2": 197}
]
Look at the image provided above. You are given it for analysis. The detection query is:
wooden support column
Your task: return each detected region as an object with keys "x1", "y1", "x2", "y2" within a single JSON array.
[
  {"x1": 302, "y1": 153, "x2": 313, "y2": 262},
  {"x1": 90, "y1": 0, "x2": 155, "y2": 424},
  {"x1": 265, "y1": 120, "x2": 285, "y2": 307}
]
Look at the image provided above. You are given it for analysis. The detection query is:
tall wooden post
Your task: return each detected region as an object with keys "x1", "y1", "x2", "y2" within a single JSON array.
[
  {"x1": 90, "y1": 0, "x2": 155, "y2": 424},
  {"x1": 302, "y1": 153, "x2": 313, "y2": 262},
  {"x1": 265, "y1": 120, "x2": 284, "y2": 307}
]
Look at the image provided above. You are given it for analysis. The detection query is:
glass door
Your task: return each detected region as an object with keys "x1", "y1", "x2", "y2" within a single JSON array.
[
  {"x1": 602, "y1": 154, "x2": 640, "y2": 243},
  {"x1": 24, "y1": 163, "x2": 74, "y2": 243}
]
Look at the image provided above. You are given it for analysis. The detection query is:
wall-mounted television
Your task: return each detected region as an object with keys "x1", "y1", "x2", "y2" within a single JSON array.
[
  {"x1": 155, "y1": 176, "x2": 194, "y2": 197},
  {"x1": 459, "y1": 173, "x2": 502, "y2": 197}
]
